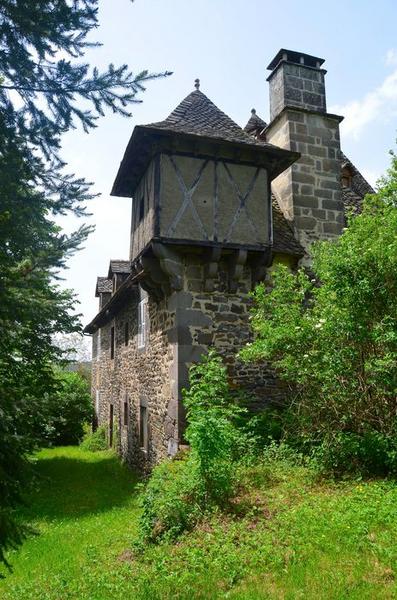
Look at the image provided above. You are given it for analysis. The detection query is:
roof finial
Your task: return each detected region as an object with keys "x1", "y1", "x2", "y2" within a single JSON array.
[
  {"x1": 194, "y1": 78, "x2": 200, "y2": 90},
  {"x1": 251, "y1": 108, "x2": 256, "y2": 114}
]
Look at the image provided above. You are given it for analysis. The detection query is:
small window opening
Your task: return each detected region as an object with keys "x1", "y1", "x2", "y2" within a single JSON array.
[
  {"x1": 139, "y1": 402, "x2": 148, "y2": 451},
  {"x1": 109, "y1": 404, "x2": 114, "y2": 447},
  {"x1": 341, "y1": 165, "x2": 353, "y2": 188},
  {"x1": 97, "y1": 329, "x2": 101, "y2": 361},
  {"x1": 110, "y1": 326, "x2": 115, "y2": 359},
  {"x1": 137, "y1": 298, "x2": 148, "y2": 349},
  {"x1": 124, "y1": 321, "x2": 129, "y2": 346},
  {"x1": 123, "y1": 400, "x2": 129, "y2": 426}
]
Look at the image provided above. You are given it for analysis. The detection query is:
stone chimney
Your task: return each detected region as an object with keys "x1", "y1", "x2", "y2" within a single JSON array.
[{"x1": 265, "y1": 49, "x2": 344, "y2": 256}]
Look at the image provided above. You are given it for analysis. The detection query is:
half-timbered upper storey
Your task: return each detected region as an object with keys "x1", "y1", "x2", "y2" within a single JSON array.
[{"x1": 111, "y1": 86, "x2": 299, "y2": 262}]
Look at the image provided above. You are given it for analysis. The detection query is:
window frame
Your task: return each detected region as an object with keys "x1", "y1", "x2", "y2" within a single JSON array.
[
  {"x1": 139, "y1": 398, "x2": 148, "y2": 452},
  {"x1": 137, "y1": 298, "x2": 148, "y2": 350},
  {"x1": 96, "y1": 328, "x2": 101, "y2": 361},
  {"x1": 123, "y1": 395, "x2": 129, "y2": 427}
]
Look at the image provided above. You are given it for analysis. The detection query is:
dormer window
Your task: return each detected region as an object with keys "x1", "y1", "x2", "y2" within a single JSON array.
[{"x1": 341, "y1": 164, "x2": 353, "y2": 188}]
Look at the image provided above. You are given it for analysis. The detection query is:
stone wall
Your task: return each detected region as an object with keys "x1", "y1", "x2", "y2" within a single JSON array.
[
  {"x1": 91, "y1": 286, "x2": 177, "y2": 471},
  {"x1": 267, "y1": 108, "x2": 343, "y2": 255},
  {"x1": 91, "y1": 247, "x2": 289, "y2": 471},
  {"x1": 167, "y1": 252, "x2": 287, "y2": 416}
]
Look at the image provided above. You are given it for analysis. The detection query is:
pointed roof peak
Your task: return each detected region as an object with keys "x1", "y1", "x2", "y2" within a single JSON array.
[{"x1": 146, "y1": 88, "x2": 264, "y2": 146}]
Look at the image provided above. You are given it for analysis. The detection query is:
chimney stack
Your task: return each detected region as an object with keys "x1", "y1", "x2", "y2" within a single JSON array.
[{"x1": 266, "y1": 49, "x2": 344, "y2": 256}]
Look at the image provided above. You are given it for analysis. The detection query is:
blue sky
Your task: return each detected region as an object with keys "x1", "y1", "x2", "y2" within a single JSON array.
[{"x1": 59, "y1": 0, "x2": 397, "y2": 329}]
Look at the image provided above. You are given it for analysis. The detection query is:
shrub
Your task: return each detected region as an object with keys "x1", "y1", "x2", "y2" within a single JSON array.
[
  {"x1": 183, "y1": 350, "x2": 247, "y2": 504},
  {"x1": 80, "y1": 425, "x2": 108, "y2": 452},
  {"x1": 43, "y1": 370, "x2": 93, "y2": 446},
  {"x1": 139, "y1": 458, "x2": 201, "y2": 543},
  {"x1": 138, "y1": 350, "x2": 247, "y2": 543},
  {"x1": 240, "y1": 152, "x2": 397, "y2": 476}
]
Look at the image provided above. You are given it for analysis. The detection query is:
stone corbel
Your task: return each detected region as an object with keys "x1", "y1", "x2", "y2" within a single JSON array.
[
  {"x1": 152, "y1": 242, "x2": 184, "y2": 292},
  {"x1": 228, "y1": 248, "x2": 247, "y2": 292},
  {"x1": 203, "y1": 247, "x2": 222, "y2": 292},
  {"x1": 139, "y1": 255, "x2": 170, "y2": 299}
]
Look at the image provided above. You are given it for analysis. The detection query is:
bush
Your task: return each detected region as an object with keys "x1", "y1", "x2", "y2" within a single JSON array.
[
  {"x1": 80, "y1": 425, "x2": 108, "y2": 452},
  {"x1": 139, "y1": 458, "x2": 201, "y2": 543},
  {"x1": 43, "y1": 370, "x2": 93, "y2": 446},
  {"x1": 183, "y1": 350, "x2": 247, "y2": 504},
  {"x1": 312, "y1": 430, "x2": 397, "y2": 476},
  {"x1": 241, "y1": 151, "x2": 397, "y2": 476},
  {"x1": 138, "y1": 351, "x2": 247, "y2": 543}
]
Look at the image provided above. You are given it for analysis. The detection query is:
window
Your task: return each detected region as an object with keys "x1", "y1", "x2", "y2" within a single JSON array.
[
  {"x1": 97, "y1": 329, "x2": 101, "y2": 361},
  {"x1": 109, "y1": 404, "x2": 114, "y2": 447},
  {"x1": 95, "y1": 390, "x2": 100, "y2": 416},
  {"x1": 341, "y1": 165, "x2": 353, "y2": 188},
  {"x1": 139, "y1": 195, "x2": 145, "y2": 222},
  {"x1": 139, "y1": 399, "x2": 148, "y2": 451},
  {"x1": 123, "y1": 398, "x2": 129, "y2": 426},
  {"x1": 137, "y1": 298, "x2": 148, "y2": 349},
  {"x1": 124, "y1": 321, "x2": 129, "y2": 346},
  {"x1": 110, "y1": 326, "x2": 115, "y2": 359}
]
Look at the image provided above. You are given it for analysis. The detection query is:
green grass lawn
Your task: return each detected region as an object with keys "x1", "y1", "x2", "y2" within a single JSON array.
[{"x1": 1, "y1": 447, "x2": 397, "y2": 599}]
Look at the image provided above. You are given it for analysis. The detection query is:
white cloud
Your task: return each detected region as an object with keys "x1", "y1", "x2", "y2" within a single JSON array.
[{"x1": 330, "y1": 64, "x2": 397, "y2": 140}]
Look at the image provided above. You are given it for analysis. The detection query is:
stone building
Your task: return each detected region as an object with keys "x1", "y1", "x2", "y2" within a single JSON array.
[{"x1": 84, "y1": 49, "x2": 373, "y2": 469}]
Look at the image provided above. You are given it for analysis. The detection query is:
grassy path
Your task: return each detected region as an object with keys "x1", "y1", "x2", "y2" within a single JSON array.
[
  {"x1": 0, "y1": 447, "x2": 141, "y2": 599},
  {"x1": 2, "y1": 447, "x2": 397, "y2": 599}
]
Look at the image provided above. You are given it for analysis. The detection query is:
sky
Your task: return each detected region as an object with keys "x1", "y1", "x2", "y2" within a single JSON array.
[{"x1": 58, "y1": 0, "x2": 397, "y2": 331}]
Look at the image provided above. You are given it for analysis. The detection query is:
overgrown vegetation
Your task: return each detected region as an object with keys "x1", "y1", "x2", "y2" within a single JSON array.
[
  {"x1": 42, "y1": 370, "x2": 93, "y2": 446},
  {"x1": 241, "y1": 151, "x2": 397, "y2": 476},
  {"x1": 80, "y1": 425, "x2": 108, "y2": 452},
  {"x1": 139, "y1": 351, "x2": 247, "y2": 543},
  {"x1": 3, "y1": 446, "x2": 397, "y2": 599}
]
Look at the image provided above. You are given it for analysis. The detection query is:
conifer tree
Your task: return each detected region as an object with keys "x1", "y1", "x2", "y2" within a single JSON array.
[{"x1": 0, "y1": 0, "x2": 169, "y2": 567}]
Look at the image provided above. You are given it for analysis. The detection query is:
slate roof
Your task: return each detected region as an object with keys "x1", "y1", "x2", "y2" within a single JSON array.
[
  {"x1": 244, "y1": 109, "x2": 267, "y2": 138},
  {"x1": 108, "y1": 260, "x2": 131, "y2": 276},
  {"x1": 271, "y1": 197, "x2": 304, "y2": 256},
  {"x1": 147, "y1": 90, "x2": 275, "y2": 148},
  {"x1": 95, "y1": 277, "x2": 112, "y2": 296},
  {"x1": 340, "y1": 152, "x2": 375, "y2": 215}
]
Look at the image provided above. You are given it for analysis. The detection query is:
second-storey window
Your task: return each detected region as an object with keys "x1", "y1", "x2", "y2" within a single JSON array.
[
  {"x1": 137, "y1": 298, "x2": 148, "y2": 349},
  {"x1": 97, "y1": 328, "x2": 101, "y2": 361}
]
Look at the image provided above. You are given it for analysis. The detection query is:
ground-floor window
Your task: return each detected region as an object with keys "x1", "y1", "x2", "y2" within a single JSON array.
[
  {"x1": 123, "y1": 395, "x2": 129, "y2": 426},
  {"x1": 139, "y1": 398, "x2": 148, "y2": 451},
  {"x1": 109, "y1": 404, "x2": 114, "y2": 446},
  {"x1": 95, "y1": 390, "x2": 100, "y2": 416}
]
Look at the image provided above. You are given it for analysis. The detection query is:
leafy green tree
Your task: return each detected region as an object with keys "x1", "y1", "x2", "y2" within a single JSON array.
[
  {"x1": 0, "y1": 0, "x2": 169, "y2": 567},
  {"x1": 241, "y1": 152, "x2": 397, "y2": 474},
  {"x1": 43, "y1": 370, "x2": 93, "y2": 446}
]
